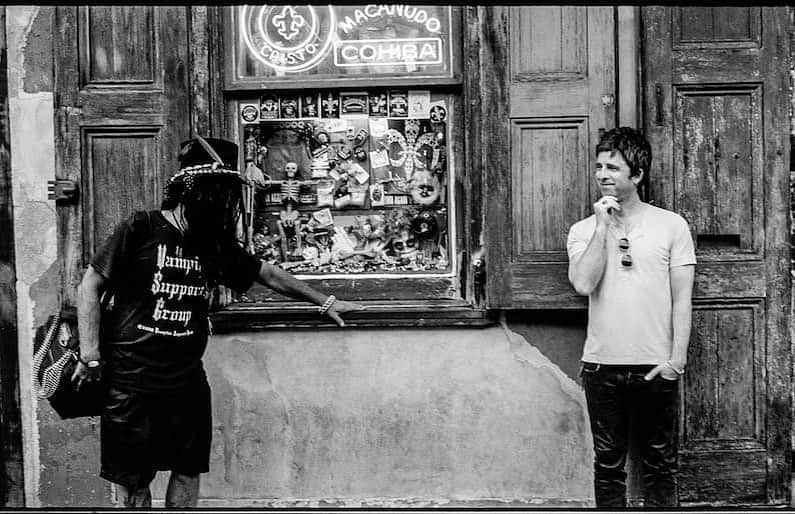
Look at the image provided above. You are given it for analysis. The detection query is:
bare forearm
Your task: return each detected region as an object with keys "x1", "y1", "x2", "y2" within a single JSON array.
[
  {"x1": 670, "y1": 297, "x2": 692, "y2": 369},
  {"x1": 77, "y1": 281, "x2": 103, "y2": 361},
  {"x1": 669, "y1": 265, "x2": 695, "y2": 370},
  {"x1": 257, "y1": 262, "x2": 328, "y2": 306},
  {"x1": 569, "y1": 225, "x2": 608, "y2": 295}
]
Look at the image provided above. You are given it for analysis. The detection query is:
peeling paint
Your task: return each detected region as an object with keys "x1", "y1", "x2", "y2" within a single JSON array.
[
  {"x1": 20, "y1": 6, "x2": 52, "y2": 93},
  {"x1": 500, "y1": 317, "x2": 588, "y2": 405},
  {"x1": 7, "y1": 5, "x2": 59, "y2": 507}
]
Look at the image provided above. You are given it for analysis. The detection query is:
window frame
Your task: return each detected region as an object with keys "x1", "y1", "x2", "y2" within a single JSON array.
[
  {"x1": 209, "y1": 5, "x2": 488, "y2": 328},
  {"x1": 223, "y1": 6, "x2": 463, "y2": 91}
]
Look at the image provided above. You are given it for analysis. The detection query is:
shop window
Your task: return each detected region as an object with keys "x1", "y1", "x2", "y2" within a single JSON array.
[
  {"x1": 239, "y1": 90, "x2": 452, "y2": 279},
  {"x1": 218, "y1": 5, "x2": 479, "y2": 323}
]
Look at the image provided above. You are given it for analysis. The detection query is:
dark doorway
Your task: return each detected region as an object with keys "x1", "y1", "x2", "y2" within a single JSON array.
[{"x1": 0, "y1": 8, "x2": 25, "y2": 507}]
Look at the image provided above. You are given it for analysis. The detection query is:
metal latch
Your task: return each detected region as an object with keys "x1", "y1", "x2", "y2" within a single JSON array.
[{"x1": 47, "y1": 179, "x2": 79, "y2": 205}]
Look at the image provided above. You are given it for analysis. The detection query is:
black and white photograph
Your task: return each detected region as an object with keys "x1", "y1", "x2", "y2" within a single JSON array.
[{"x1": 0, "y1": 4, "x2": 793, "y2": 511}]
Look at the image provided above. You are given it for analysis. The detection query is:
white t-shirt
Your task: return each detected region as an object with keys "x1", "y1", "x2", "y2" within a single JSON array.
[{"x1": 566, "y1": 203, "x2": 696, "y2": 364}]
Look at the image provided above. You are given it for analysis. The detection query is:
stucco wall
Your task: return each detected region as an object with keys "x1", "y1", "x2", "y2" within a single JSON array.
[
  {"x1": 149, "y1": 326, "x2": 593, "y2": 507},
  {"x1": 7, "y1": 6, "x2": 596, "y2": 508},
  {"x1": 6, "y1": 6, "x2": 110, "y2": 507}
]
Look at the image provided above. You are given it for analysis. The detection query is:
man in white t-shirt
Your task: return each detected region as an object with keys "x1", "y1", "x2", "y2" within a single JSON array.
[{"x1": 567, "y1": 127, "x2": 696, "y2": 507}]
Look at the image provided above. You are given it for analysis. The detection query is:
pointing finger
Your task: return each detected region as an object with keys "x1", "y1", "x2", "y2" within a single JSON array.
[{"x1": 328, "y1": 310, "x2": 345, "y2": 327}]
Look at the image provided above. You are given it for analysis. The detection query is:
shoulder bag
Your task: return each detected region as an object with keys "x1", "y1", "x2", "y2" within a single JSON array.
[{"x1": 32, "y1": 306, "x2": 103, "y2": 419}]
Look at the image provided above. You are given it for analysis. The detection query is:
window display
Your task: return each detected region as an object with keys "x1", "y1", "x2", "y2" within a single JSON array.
[{"x1": 238, "y1": 88, "x2": 452, "y2": 275}]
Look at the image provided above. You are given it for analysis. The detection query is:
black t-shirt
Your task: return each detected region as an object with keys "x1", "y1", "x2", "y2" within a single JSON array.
[{"x1": 91, "y1": 210, "x2": 261, "y2": 393}]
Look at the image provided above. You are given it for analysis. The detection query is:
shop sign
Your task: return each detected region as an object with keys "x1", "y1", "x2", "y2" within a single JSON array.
[
  {"x1": 235, "y1": 4, "x2": 453, "y2": 79},
  {"x1": 239, "y1": 5, "x2": 337, "y2": 73},
  {"x1": 334, "y1": 38, "x2": 442, "y2": 67}
]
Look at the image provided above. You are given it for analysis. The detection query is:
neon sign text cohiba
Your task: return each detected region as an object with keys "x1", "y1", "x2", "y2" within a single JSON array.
[
  {"x1": 240, "y1": 5, "x2": 445, "y2": 74},
  {"x1": 334, "y1": 38, "x2": 442, "y2": 67}
]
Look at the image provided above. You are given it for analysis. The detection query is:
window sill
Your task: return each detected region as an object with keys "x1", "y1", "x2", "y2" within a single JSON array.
[{"x1": 210, "y1": 299, "x2": 495, "y2": 331}]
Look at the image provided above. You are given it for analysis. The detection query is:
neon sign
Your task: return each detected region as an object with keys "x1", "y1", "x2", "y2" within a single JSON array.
[
  {"x1": 238, "y1": 5, "x2": 450, "y2": 75},
  {"x1": 336, "y1": 5, "x2": 442, "y2": 35},
  {"x1": 334, "y1": 38, "x2": 442, "y2": 67},
  {"x1": 239, "y1": 5, "x2": 336, "y2": 73}
]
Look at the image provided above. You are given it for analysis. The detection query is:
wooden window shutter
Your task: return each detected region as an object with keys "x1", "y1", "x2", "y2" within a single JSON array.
[{"x1": 479, "y1": 6, "x2": 617, "y2": 309}]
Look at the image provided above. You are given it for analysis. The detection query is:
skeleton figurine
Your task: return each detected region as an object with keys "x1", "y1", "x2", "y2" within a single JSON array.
[
  {"x1": 276, "y1": 162, "x2": 304, "y2": 259},
  {"x1": 242, "y1": 132, "x2": 269, "y2": 252},
  {"x1": 280, "y1": 161, "x2": 302, "y2": 205}
]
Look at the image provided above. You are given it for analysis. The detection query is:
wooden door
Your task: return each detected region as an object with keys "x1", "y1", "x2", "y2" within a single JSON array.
[
  {"x1": 54, "y1": 6, "x2": 192, "y2": 305},
  {"x1": 480, "y1": 6, "x2": 617, "y2": 308},
  {"x1": 643, "y1": 6, "x2": 791, "y2": 505}
]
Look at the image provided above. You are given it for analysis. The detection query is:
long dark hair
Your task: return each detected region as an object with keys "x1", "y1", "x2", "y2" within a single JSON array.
[{"x1": 177, "y1": 176, "x2": 244, "y2": 288}]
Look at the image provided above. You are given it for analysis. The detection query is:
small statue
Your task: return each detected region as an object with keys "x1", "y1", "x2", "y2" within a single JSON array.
[
  {"x1": 280, "y1": 161, "x2": 302, "y2": 205},
  {"x1": 409, "y1": 167, "x2": 441, "y2": 205},
  {"x1": 332, "y1": 170, "x2": 352, "y2": 208},
  {"x1": 252, "y1": 224, "x2": 282, "y2": 263},
  {"x1": 276, "y1": 162, "x2": 304, "y2": 260}
]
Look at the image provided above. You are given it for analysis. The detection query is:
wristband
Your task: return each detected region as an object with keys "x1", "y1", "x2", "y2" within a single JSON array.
[
  {"x1": 666, "y1": 360, "x2": 685, "y2": 375},
  {"x1": 319, "y1": 295, "x2": 336, "y2": 315},
  {"x1": 78, "y1": 356, "x2": 102, "y2": 368}
]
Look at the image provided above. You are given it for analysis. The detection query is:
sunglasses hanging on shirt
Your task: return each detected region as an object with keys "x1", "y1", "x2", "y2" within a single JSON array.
[{"x1": 618, "y1": 237, "x2": 632, "y2": 268}]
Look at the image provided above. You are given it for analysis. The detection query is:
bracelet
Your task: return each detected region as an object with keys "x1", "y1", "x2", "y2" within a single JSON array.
[
  {"x1": 666, "y1": 359, "x2": 685, "y2": 375},
  {"x1": 319, "y1": 295, "x2": 336, "y2": 315},
  {"x1": 78, "y1": 355, "x2": 102, "y2": 368}
]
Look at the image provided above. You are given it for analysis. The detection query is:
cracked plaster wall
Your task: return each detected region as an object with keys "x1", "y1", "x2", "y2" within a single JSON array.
[
  {"x1": 7, "y1": 5, "x2": 54, "y2": 507},
  {"x1": 150, "y1": 325, "x2": 593, "y2": 507},
  {"x1": 7, "y1": 6, "x2": 106, "y2": 508}
]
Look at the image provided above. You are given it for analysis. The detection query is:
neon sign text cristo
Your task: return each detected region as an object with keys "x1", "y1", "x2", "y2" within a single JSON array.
[{"x1": 240, "y1": 5, "x2": 336, "y2": 73}]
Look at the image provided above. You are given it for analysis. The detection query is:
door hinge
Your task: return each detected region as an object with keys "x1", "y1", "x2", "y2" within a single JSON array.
[
  {"x1": 47, "y1": 179, "x2": 79, "y2": 205},
  {"x1": 57, "y1": 105, "x2": 82, "y2": 136},
  {"x1": 57, "y1": 105, "x2": 83, "y2": 116}
]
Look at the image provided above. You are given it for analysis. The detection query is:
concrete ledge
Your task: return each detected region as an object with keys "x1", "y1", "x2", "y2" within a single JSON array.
[
  {"x1": 211, "y1": 300, "x2": 496, "y2": 330},
  {"x1": 156, "y1": 496, "x2": 592, "y2": 508}
]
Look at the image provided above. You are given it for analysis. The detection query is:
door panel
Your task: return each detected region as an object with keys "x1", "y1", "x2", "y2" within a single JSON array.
[
  {"x1": 675, "y1": 7, "x2": 760, "y2": 46},
  {"x1": 686, "y1": 304, "x2": 763, "y2": 443},
  {"x1": 643, "y1": 6, "x2": 790, "y2": 505},
  {"x1": 83, "y1": 130, "x2": 161, "y2": 256},
  {"x1": 675, "y1": 87, "x2": 762, "y2": 255},
  {"x1": 54, "y1": 6, "x2": 191, "y2": 306},
  {"x1": 512, "y1": 119, "x2": 589, "y2": 255},
  {"x1": 484, "y1": 6, "x2": 617, "y2": 308},
  {"x1": 84, "y1": 6, "x2": 156, "y2": 83}
]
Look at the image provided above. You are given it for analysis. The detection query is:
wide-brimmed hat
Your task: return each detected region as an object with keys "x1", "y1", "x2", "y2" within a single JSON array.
[
  {"x1": 169, "y1": 136, "x2": 242, "y2": 181},
  {"x1": 162, "y1": 136, "x2": 246, "y2": 207}
]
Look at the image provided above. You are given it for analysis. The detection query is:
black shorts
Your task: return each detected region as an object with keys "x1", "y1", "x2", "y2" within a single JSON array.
[{"x1": 100, "y1": 381, "x2": 212, "y2": 490}]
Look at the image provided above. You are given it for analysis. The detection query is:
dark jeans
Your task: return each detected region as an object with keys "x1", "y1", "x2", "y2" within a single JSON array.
[{"x1": 581, "y1": 362, "x2": 679, "y2": 508}]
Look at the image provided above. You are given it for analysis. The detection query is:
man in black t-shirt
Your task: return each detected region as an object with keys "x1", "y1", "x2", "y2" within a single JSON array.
[{"x1": 72, "y1": 136, "x2": 362, "y2": 508}]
